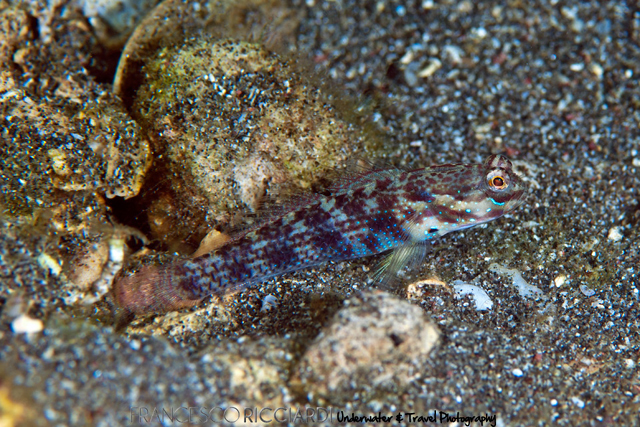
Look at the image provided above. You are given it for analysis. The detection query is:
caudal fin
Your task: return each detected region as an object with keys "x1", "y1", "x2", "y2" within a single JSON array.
[{"x1": 112, "y1": 265, "x2": 202, "y2": 316}]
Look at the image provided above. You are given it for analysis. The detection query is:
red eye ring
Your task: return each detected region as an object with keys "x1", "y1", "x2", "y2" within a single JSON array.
[{"x1": 487, "y1": 171, "x2": 508, "y2": 190}]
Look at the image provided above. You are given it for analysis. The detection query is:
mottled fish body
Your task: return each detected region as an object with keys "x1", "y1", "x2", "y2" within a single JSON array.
[{"x1": 114, "y1": 155, "x2": 526, "y2": 314}]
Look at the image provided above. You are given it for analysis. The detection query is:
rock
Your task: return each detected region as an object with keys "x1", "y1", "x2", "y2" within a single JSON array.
[
  {"x1": 11, "y1": 314, "x2": 44, "y2": 334},
  {"x1": 0, "y1": 2, "x2": 150, "y2": 316},
  {"x1": 607, "y1": 226, "x2": 623, "y2": 242},
  {"x1": 124, "y1": 36, "x2": 373, "y2": 250},
  {"x1": 0, "y1": 4, "x2": 151, "y2": 208},
  {"x1": 78, "y1": 0, "x2": 159, "y2": 48},
  {"x1": 291, "y1": 291, "x2": 439, "y2": 405}
]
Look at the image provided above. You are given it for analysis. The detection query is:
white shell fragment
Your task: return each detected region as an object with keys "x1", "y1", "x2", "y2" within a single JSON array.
[
  {"x1": 37, "y1": 252, "x2": 62, "y2": 276},
  {"x1": 453, "y1": 281, "x2": 494, "y2": 311},
  {"x1": 82, "y1": 237, "x2": 126, "y2": 305},
  {"x1": 571, "y1": 396, "x2": 585, "y2": 408},
  {"x1": 489, "y1": 264, "x2": 547, "y2": 300},
  {"x1": 579, "y1": 285, "x2": 596, "y2": 297},
  {"x1": 417, "y1": 58, "x2": 442, "y2": 78},
  {"x1": 11, "y1": 314, "x2": 44, "y2": 334},
  {"x1": 553, "y1": 275, "x2": 567, "y2": 288},
  {"x1": 512, "y1": 368, "x2": 524, "y2": 377},
  {"x1": 260, "y1": 294, "x2": 278, "y2": 312},
  {"x1": 607, "y1": 226, "x2": 623, "y2": 242}
]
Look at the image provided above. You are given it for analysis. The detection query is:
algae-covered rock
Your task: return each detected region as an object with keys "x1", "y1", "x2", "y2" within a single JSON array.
[
  {"x1": 129, "y1": 37, "x2": 371, "y2": 250},
  {"x1": 1, "y1": 69, "x2": 151, "y2": 203}
]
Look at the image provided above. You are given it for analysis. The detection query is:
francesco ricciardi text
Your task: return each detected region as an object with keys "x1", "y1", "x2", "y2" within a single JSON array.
[
  {"x1": 129, "y1": 406, "x2": 497, "y2": 425},
  {"x1": 129, "y1": 406, "x2": 333, "y2": 424}
]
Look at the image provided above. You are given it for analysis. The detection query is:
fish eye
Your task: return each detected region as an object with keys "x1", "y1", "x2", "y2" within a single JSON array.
[{"x1": 487, "y1": 171, "x2": 508, "y2": 191}]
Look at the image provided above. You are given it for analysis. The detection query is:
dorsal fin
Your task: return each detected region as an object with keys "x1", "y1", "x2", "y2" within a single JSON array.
[
  {"x1": 324, "y1": 155, "x2": 403, "y2": 193},
  {"x1": 191, "y1": 160, "x2": 403, "y2": 259},
  {"x1": 327, "y1": 168, "x2": 402, "y2": 193}
]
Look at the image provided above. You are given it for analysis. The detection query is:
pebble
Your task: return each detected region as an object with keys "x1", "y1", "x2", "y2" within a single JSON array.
[
  {"x1": 579, "y1": 285, "x2": 596, "y2": 297},
  {"x1": 571, "y1": 396, "x2": 585, "y2": 408},
  {"x1": 292, "y1": 292, "x2": 439, "y2": 405},
  {"x1": 36, "y1": 253, "x2": 62, "y2": 276},
  {"x1": 607, "y1": 226, "x2": 623, "y2": 242},
  {"x1": 11, "y1": 314, "x2": 44, "y2": 334},
  {"x1": 417, "y1": 58, "x2": 442, "y2": 78},
  {"x1": 554, "y1": 275, "x2": 567, "y2": 288}
]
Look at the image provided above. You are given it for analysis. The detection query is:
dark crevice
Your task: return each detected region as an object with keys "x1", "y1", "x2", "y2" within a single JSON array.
[
  {"x1": 389, "y1": 333, "x2": 404, "y2": 347},
  {"x1": 104, "y1": 160, "x2": 209, "y2": 255},
  {"x1": 106, "y1": 193, "x2": 156, "y2": 248},
  {"x1": 86, "y1": 45, "x2": 122, "y2": 85}
]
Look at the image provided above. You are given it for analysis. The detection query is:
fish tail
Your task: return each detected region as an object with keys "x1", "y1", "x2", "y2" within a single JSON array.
[{"x1": 113, "y1": 265, "x2": 202, "y2": 315}]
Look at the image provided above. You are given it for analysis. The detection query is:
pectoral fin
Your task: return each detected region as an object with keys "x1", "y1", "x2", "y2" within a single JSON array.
[{"x1": 373, "y1": 242, "x2": 428, "y2": 288}]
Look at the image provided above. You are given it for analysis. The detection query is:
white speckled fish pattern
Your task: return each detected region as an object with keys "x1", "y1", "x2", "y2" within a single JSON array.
[{"x1": 115, "y1": 155, "x2": 526, "y2": 314}]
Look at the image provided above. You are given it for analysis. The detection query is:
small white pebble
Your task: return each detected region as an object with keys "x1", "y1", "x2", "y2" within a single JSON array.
[
  {"x1": 109, "y1": 238, "x2": 125, "y2": 263},
  {"x1": 37, "y1": 253, "x2": 62, "y2": 276},
  {"x1": 512, "y1": 368, "x2": 524, "y2": 377},
  {"x1": 473, "y1": 27, "x2": 487, "y2": 39},
  {"x1": 417, "y1": 58, "x2": 442, "y2": 78},
  {"x1": 550, "y1": 399, "x2": 558, "y2": 406},
  {"x1": 589, "y1": 63, "x2": 603, "y2": 78},
  {"x1": 554, "y1": 275, "x2": 567, "y2": 288},
  {"x1": 580, "y1": 284, "x2": 596, "y2": 297},
  {"x1": 400, "y1": 50, "x2": 415, "y2": 65},
  {"x1": 571, "y1": 396, "x2": 585, "y2": 408},
  {"x1": 422, "y1": 0, "x2": 435, "y2": 9},
  {"x1": 11, "y1": 314, "x2": 44, "y2": 334},
  {"x1": 570, "y1": 63, "x2": 584, "y2": 72},
  {"x1": 623, "y1": 359, "x2": 635, "y2": 369},
  {"x1": 442, "y1": 45, "x2": 464, "y2": 64},
  {"x1": 260, "y1": 294, "x2": 278, "y2": 312},
  {"x1": 607, "y1": 226, "x2": 623, "y2": 242}
]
